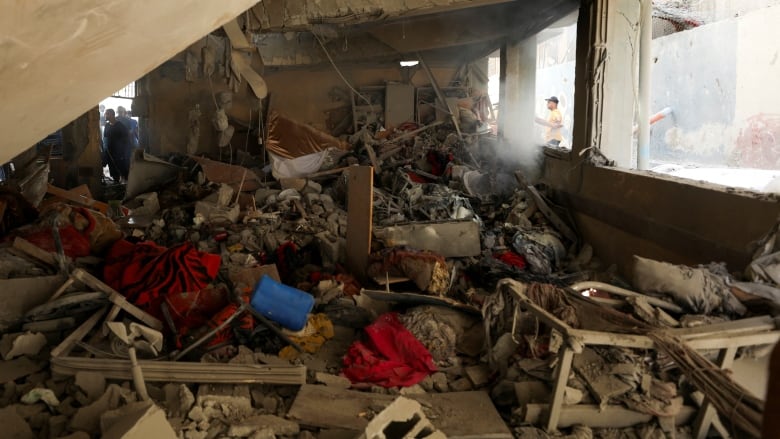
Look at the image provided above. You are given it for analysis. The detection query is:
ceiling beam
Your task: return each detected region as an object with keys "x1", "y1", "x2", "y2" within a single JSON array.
[{"x1": 0, "y1": 0, "x2": 259, "y2": 164}]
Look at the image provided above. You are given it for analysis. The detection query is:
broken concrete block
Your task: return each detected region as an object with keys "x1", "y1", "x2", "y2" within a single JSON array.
[
  {"x1": 58, "y1": 433, "x2": 90, "y2": 439},
  {"x1": 465, "y1": 365, "x2": 490, "y2": 388},
  {"x1": 281, "y1": 178, "x2": 307, "y2": 192},
  {"x1": 0, "y1": 406, "x2": 34, "y2": 439},
  {"x1": 449, "y1": 377, "x2": 473, "y2": 392},
  {"x1": 262, "y1": 396, "x2": 279, "y2": 414},
  {"x1": 102, "y1": 403, "x2": 177, "y2": 439},
  {"x1": 564, "y1": 386, "x2": 584, "y2": 405},
  {"x1": 572, "y1": 348, "x2": 634, "y2": 405},
  {"x1": 302, "y1": 180, "x2": 322, "y2": 195},
  {"x1": 0, "y1": 332, "x2": 47, "y2": 360},
  {"x1": 227, "y1": 414, "x2": 300, "y2": 437},
  {"x1": 431, "y1": 372, "x2": 448, "y2": 393},
  {"x1": 315, "y1": 372, "x2": 351, "y2": 389},
  {"x1": 196, "y1": 384, "x2": 252, "y2": 416},
  {"x1": 70, "y1": 384, "x2": 130, "y2": 434},
  {"x1": 362, "y1": 396, "x2": 445, "y2": 439},
  {"x1": 188, "y1": 405, "x2": 206, "y2": 422},
  {"x1": 49, "y1": 414, "x2": 69, "y2": 438},
  {"x1": 399, "y1": 384, "x2": 426, "y2": 396},
  {"x1": 278, "y1": 189, "x2": 302, "y2": 202},
  {"x1": 74, "y1": 371, "x2": 106, "y2": 403},
  {"x1": 255, "y1": 188, "x2": 281, "y2": 204}
]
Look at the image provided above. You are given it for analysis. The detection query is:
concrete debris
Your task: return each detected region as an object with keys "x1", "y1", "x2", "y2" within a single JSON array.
[
  {"x1": 74, "y1": 371, "x2": 107, "y2": 403},
  {"x1": 102, "y1": 402, "x2": 178, "y2": 439},
  {"x1": 226, "y1": 414, "x2": 300, "y2": 437},
  {"x1": 360, "y1": 396, "x2": 446, "y2": 439},
  {"x1": 0, "y1": 332, "x2": 47, "y2": 360},
  {"x1": 314, "y1": 372, "x2": 351, "y2": 389}
]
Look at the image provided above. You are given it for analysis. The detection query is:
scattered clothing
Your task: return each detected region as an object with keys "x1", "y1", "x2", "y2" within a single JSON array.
[{"x1": 343, "y1": 313, "x2": 436, "y2": 388}]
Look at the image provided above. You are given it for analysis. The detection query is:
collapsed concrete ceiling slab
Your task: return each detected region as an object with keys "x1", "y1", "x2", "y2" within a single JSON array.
[
  {"x1": 254, "y1": 0, "x2": 580, "y2": 68},
  {"x1": 0, "y1": 0, "x2": 259, "y2": 164}
]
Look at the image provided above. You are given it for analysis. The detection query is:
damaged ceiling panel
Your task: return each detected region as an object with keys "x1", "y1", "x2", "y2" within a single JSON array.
[{"x1": 252, "y1": 0, "x2": 580, "y2": 67}]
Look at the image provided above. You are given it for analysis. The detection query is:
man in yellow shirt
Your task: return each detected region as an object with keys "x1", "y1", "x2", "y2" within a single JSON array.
[{"x1": 543, "y1": 96, "x2": 563, "y2": 146}]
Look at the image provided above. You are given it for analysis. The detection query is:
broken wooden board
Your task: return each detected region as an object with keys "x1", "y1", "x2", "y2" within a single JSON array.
[
  {"x1": 12, "y1": 237, "x2": 60, "y2": 267},
  {"x1": 571, "y1": 348, "x2": 634, "y2": 404},
  {"x1": 51, "y1": 356, "x2": 306, "y2": 385},
  {"x1": 288, "y1": 384, "x2": 512, "y2": 438},
  {"x1": 524, "y1": 185, "x2": 577, "y2": 244},
  {"x1": 223, "y1": 19, "x2": 251, "y2": 50},
  {"x1": 0, "y1": 274, "x2": 65, "y2": 330},
  {"x1": 231, "y1": 50, "x2": 268, "y2": 99},
  {"x1": 70, "y1": 269, "x2": 163, "y2": 331},
  {"x1": 361, "y1": 289, "x2": 481, "y2": 316},
  {"x1": 522, "y1": 404, "x2": 696, "y2": 429},
  {"x1": 346, "y1": 166, "x2": 373, "y2": 281},
  {"x1": 373, "y1": 220, "x2": 481, "y2": 258},
  {"x1": 47, "y1": 183, "x2": 110, "y2": 214}
]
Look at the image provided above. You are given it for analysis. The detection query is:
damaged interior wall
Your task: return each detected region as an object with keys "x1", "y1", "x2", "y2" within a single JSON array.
[
  {"x1": 543, "y1": 0, "x2": 780, "y2": 278},
  {"x1": 143, "y1": 35, "x2": 474, "y2": 157}
]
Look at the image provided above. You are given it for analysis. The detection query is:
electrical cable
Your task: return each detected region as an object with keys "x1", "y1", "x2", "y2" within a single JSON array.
[{"x1": 312, "y1": 32, "x2": 373, "y2": 110}]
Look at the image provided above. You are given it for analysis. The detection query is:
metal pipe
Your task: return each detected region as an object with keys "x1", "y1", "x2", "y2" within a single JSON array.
[{"x1": 637, "y1": 0, "x2": 653, "y2": 170}]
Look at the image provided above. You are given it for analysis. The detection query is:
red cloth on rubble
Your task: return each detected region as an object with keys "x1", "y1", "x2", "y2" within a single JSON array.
[
  {"x1": 103, "y1": 240, "x2": 221, "y2": 318},
  {"x1": 495, "y1": 250, "x2": 527, "y2": 270},
  {"x1": 342, "y1": 313, "x2": 437, "y2": 388}
]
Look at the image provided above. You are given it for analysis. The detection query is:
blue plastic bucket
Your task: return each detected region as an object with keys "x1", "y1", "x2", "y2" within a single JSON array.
[{"x1": 250, "y1": 275, "x2": 314, "y2": 331}]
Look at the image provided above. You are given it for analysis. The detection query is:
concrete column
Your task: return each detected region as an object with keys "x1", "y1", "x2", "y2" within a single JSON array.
[
  {"x1": 501, "y1": 36, "x2": 537, "y2": 150},
  {"x1": 60, "y1": 107, "x2": 103, "y2": 197},
  {"x1": 599, "y1": 0, "x2": 641, "y2": 168}
]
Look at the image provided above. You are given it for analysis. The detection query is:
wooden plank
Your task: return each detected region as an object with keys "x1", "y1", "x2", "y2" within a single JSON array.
[
  {"x1": 361, "y1": 289, "x2": 481, "y2": 316},
  {"x1": 47, "y1": 277, "x2": 75, "y2": 303},
  {"x1": 231, "y1": 50, "x2": 268, "y2": 99},
  {"x1": 417, "y1": 53, "x2": 462, "y2": 139},
  {"x1": 373, "y1": 221, "x2": 481, "y2": 258},
  {"x1": 693, "y1": 346, "x2": 738, "y2": 439},
  {"x1": 568, "y1": 281, "x2": 684, "y2": 314},
  {"x1": 546, "y1": 348, "x2": 574, "y2": 432},
  {"x1": 525, "y1": 185, "x2": 578, "y2": 243},
  {"x1": 13, "y1": 237, "x2": 58, "y2": 267},
  {"x1": 50, "y1": 306, "x2": 107, "y2": 358},
  {"x1": 51, "y1": 356, "x2": 306, "y2": 385},
  {"x1": 345, "y1": 166, "x2": 373, "y2": 281},
  {"x1": 524, "y1": 404, "x2": 696, "y2": 429},
  {"x1": 288, "y1": 385, "x2": 511, "y2": 438},
  {"x1": 222, "y1": 19, "x2": 251, "y2": 49},
  {"x1": 70, "y1": 269, "x2": 163, "y2": 331},
  {"x1": 46, "y1": 184, "x2": 109, "y2": 214}
]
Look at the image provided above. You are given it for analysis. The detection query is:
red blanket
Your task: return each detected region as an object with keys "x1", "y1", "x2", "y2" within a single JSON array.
[
  {"x1": 103, "y1": 240, "x2": 221, "y2": 319},
  {"x1": 342, "y1": 313, "x2": 436, "y2": 388}
]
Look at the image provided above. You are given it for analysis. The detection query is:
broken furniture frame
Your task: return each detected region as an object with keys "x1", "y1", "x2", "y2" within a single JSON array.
[
  {"x1": 48, "y1": 273, "x2": 306, "y2": 385},
  {"x1": 502, "y1": 279, "x2": 780, "y2": 437}
]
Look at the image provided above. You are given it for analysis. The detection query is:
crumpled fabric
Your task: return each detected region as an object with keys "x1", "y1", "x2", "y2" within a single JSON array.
[
  {"x1": 19, "y1": 204, "x2": 122, "y2": 257},
  {"x1": 632, "y1": 256, "x2": 746, "y2": 316},
  {"x1": 342, "y1": 313, "x2": 436, "y2": 388},
  {"x1": 512, "y1": 228, "x2": 565, "y2": 275},
  {"x1": 279, "y1": 313, "x2": 334, "y2": 359},
  {"x1": 103, "y1": 239, "x2": 221, "y2": 318}
]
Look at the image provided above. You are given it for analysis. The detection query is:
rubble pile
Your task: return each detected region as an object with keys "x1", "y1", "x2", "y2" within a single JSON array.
[{"x1": 0, "y1": 115, "x2": 777, "y2": 439}]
